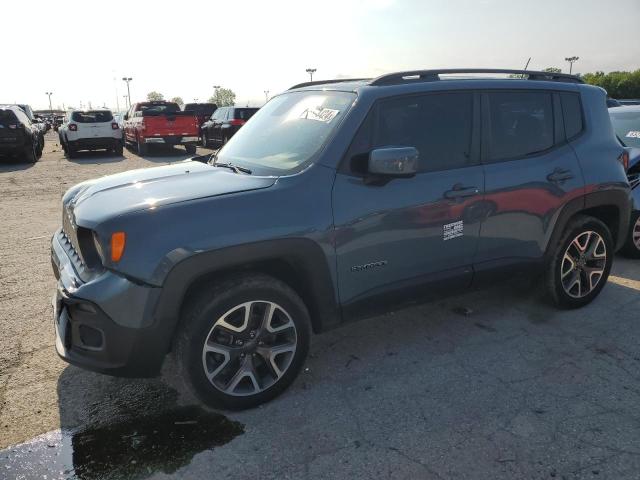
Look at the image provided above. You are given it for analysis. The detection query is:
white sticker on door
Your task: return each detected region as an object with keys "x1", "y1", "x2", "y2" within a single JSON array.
[
  {"x1": 626, "y1": 131, "x2": 640, "y2": 138},
  {"x1": 443, "y1": 220, "x2": 464, "y2": 241}
]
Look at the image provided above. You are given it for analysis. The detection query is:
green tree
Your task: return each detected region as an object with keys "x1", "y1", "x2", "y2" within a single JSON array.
[
  {"x1": 170, "y1": 96, "x2": 184, "y2": 107},
  {"x1": 208, "y1": 88, "x2": 236, "y2": 107},
  {"x1": 147, "y1": 91, "x2": 164, "y2": 101},
  {"x1": 582, "y1": 70, "x2": 640, "y2": 99}
]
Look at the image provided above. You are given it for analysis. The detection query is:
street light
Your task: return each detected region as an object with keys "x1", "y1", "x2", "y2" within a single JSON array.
[
  {"x1": 564, "y1": 56, "x2": 579, "y2": 75},
  {"x1": 122, "y1": 77, "x2": 133, "y2": 109},
  {"x1": 45, "y1": 92, "x2": 53, "y2": 117},
  {"x1": 305, "y1": 68, "x2": 316, "y2": 82}
]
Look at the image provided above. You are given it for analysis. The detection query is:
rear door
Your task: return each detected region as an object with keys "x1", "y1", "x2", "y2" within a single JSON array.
[
  {"x1": 333, "y1": 91, "x2": 485, "y2": 316},
  {"x1": 475, "y1": 89, "x2": 584, "y2": 272}
]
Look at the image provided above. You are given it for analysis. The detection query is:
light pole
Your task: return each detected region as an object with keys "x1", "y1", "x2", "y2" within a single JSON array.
[
  {"x1": 122, "y1": 77, "x2": 133, "y2": 109},
  {"x1": 45, "y1": 92, "x2": 53, "y2": 117},
  {"x1": 305, "y1": 68, "x2": 316, "y2": 82},
  {"x1": 564, "y1": 56, "x2": 579, "y2": 74},
  {"x1": 213, "y1": 85, "x2": 221, "y2": 105},
  {"x1": 264, "y1": 90, "x2": 269, "y2": 103}
]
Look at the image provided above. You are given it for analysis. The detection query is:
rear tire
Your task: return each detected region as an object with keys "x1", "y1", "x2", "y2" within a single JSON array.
[
  {"x1": 137, "y1": 137, "x2": 148, "y2": 156},
  {"x1": 201, "y1": 132, "x2": 208, "y2": 148},
  {"x1": 114, "y1": 142, "x2": 124, "y2": 156},
  {"x1": 185, "y1": 144, "x2": 197, "y2": 155},
  {"x1": 66, "y1": 141, "x2": 77, "y2": 159},
  {"x1": 175, "y1": 273, "x2": 311, "y2": 410},
  {"x1": 24, "y1": 140, "x2": 37, "y2": 163},
  {"x1": 621, "y1": 211, "x2": 640, "y2": 258},
  {"x1": 545, "y1": 215, "x2": 613, "y2": 309}
]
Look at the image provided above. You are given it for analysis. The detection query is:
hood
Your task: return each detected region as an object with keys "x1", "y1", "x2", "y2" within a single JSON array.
[{"x1": 66, "y1": 160, "x2": 277, "y2": 227}]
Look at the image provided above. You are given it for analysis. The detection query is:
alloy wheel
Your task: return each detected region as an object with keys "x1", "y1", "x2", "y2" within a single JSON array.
[
  {"x1": 560, "y1": 230, "x2": 607, "y2": 298},
  {"x1": 632, "y1": 216, "x2": 640, "y2": 251},
  {"x1": 202, "y1": 301, "x2": 297, "y2": 396}
]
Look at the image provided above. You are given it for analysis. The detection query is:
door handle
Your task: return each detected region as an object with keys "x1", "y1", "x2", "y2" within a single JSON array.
[
  {"x1": 444, "y1": 184, "x2": 479, "y2": 199},
  {"x1": 547, "y1": 168, "x2": 574, "y2": 183}
]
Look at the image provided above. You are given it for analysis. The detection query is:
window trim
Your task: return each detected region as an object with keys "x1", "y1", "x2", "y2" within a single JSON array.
[
  {"x1": 339, "y1": 90, "x2": 481, "y2": 176},
  {"x1": 480, "y1": 89, "x2": 561, "y2": 165},
  {"x1": 559, "y1": 91, "x2": 585, "y2": 142}
]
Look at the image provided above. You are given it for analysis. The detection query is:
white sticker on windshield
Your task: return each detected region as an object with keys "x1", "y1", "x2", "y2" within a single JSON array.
[
  {"x1": 626, "y1": 131, "x2": 640, "y2": 138},
  {"x1": 300, "y1": 108, "x2": 340, "y2": 123}
]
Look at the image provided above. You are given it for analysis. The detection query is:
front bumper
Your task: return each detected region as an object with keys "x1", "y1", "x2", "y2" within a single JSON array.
[
  {"x1": 51, "y1": 230, "x2": 165, "y2": 377},
  {"x1": 144, "y1": 136, "x2": 199, "y2": 145}
]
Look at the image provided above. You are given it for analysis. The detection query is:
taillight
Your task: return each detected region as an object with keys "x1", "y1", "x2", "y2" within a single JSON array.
[
  {"x1": 111, "y1": 122, "x2": 119, "y2": 130},
  {"x1": 619, "y1": 151, "x2": 630, "y2": 171},
  {"x1": 69, "y1": 124, "x2": 78, "y2": 131},
  {"x1": 229, "y1": 119, "x2": 245, "y2": 126}
]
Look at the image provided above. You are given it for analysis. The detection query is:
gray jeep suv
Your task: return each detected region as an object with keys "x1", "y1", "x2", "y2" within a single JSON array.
[{"x1": 51, "y1": 69, "x2": 631, "y2": 409}]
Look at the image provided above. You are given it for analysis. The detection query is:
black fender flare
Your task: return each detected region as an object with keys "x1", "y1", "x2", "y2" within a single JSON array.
[
  {"x1": 544, "y1": 188, "x2": 632, "y2": 256},
  {"x1": 150, "y1": 238, "x2": 341, "y2": 355}
]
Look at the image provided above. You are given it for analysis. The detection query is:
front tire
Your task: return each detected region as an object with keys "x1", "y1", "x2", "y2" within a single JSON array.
[
  {"x1": 175, "y1": 274, "x2": 311, "y2": 410},
  {"x1": 545, "y1": 215, "x2": 613, "y2": 309},
  {"x1": 621, "y1": 211, "x2": 640, "y2": 258},
  {"x1": 185, "y1": 144, "x2": 197, "y2": 155},
  {"x1": 24, "y1": 140, "x2": 37, "y2": 163}
]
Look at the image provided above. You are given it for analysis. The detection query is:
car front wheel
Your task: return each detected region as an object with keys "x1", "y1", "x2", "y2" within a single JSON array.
[
  {"x1": 546, "y1": 215, "x2": 613, "y2": 309},
  {"x1": 185, "y1": 144, "x2": 197, "y2": 155},
  {"x1": 621, "y1": 211, "x2": 640, "y2": 258},
  {"x1": 175, "y1": 274, "x2": 311, "y2": 410}
]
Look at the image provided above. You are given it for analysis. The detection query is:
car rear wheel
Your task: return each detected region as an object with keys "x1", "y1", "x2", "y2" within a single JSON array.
[
  {"x1": 24, "y1": 141, "x2": 37, "y2": 163},
  {"x1": 545, "y1": 215, "x2": 613, "y2": 309},
  {"x1": 201, "y1": 132, "x2": 208, "y2": 148},
  {"x1": 114, "y1": 142, "x2": 124, "y2": 156},
  {"x1": 137, "y1": 137, "x2": 148, "y2": 156},
  {"x1": 175, "y1": 274, "x2": 311, "y2": 410},
  {"x1": 185, "y1": 144, "x2": 197, "y2": 155},
  {"x1": 621, "y1": 211, "x2": 640, "y2": 258}
]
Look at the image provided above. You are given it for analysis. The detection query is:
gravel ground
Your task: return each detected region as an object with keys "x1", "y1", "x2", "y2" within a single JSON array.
[{"x1": 0, "y1": 132, "x2": 639, "y2": 479}]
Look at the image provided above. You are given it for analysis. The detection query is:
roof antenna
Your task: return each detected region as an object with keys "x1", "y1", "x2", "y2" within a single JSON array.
[{"x1": 523, "y1": 57, "x2": 531, "y2": 71}]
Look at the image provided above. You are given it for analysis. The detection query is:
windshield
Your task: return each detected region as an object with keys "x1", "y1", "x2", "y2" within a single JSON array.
[
  {"x1": 610, "y1": 110, "x2": 640, "y2": 148},
  {"x1": 72, "y1": 111, "x2": 113, "y2": 123},
  {"x1": 215, "y1": 91, "x2": 355, "y2": 175}
]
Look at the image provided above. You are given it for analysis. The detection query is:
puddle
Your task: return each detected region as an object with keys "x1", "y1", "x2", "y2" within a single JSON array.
[{"x1": 0, "y1": 406, "x2": 244, "y2": 480}]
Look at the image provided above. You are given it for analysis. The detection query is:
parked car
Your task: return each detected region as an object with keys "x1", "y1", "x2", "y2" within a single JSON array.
[
  {"x1": 618, "y1": 99, "x2": 640, "y2": 106},
  {"x1": 11, "y1": 104, "x2": 44, "y2": 151},
  {"x1": 51, "y1": 69, "x2": 631, "y2": 410},
  {"x1": 59, "y1": 109, "x2": 123, "y2": 158},
  {"x1": 123, "y1": 101, "x2": 199, "y2": 155},
  {"x1": 200, "y1": 106, "x2": 258, "y2": 147},
  {"x1": 609, "y1": 105, "x2": 640, "y2": 257},
  {"x1": 183, "y1": 103, "x2": 217, "y2": 131},
  {"x1": 0, "y1": 105, "x2": 42, "y2": 162},
  {"x1": 53, "y1": 115, "x2": 64, "y2": 132}
]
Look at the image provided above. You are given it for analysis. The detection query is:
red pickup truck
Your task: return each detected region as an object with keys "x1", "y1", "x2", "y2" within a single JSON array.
[{"x1": 123, "y1": 101, "x2": 199, "y2": 155}]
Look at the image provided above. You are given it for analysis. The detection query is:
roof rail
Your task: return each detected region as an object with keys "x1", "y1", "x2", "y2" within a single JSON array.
[
  {"x1": 370, "y1": 69, "x2": 584, "y2": 86},
  {"x1": 288, "y1": 78, "x2": 369, "y2": 90}
]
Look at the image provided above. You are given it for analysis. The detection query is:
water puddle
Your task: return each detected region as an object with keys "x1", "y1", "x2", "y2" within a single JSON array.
[{"x1": 0, "y1": 406, "x2": 244, "y2": 479}]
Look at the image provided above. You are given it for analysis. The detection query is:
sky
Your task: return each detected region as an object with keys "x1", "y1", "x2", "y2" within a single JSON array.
[{"x1": 3, "y1": 0, "x2": 639, "y2": 111}]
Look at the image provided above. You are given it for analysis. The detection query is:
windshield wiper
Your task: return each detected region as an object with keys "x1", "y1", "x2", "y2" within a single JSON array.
[{"x1": 213, "y1": 162, "x2": 252, "y2": 174}]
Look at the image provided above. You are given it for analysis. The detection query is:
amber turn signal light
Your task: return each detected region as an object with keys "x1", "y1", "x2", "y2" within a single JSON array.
[{"x1": 110, "y1": 232, "x2": 126, "y2": 262}]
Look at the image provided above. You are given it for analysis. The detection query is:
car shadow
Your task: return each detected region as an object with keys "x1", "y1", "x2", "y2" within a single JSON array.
[
  {"x1": 67, "y1": 150, "x2": 125, "y2": 165},
  {"x1": 0, "y1": 155, "x2": 37, "y2": 171}
]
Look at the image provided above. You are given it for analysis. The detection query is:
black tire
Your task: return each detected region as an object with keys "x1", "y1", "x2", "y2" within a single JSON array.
[
  {"x1": 201, "y1": 132, "x2": 208, "y2": 148},
  {"x1": 545, "y1": 215, "x2": 613, "y2": 309},
  {"x1": 24, "y1": 140, "x2": 37, "y2": 163},
  {"x1": 137, "y1": 137, "x2": 148, "y2": 156},
  {"x1": 66, "y1": 141, "x2": 77, "y2": 159},
  {"x1": 621, "y1": 211, "x2": 640, "y2": 258},
  {"x1": 175, "y1": 273, "x2": 311, "y2": 410},
  {"x1": 223, "y1": 135, "x2": 229, "y2": 145},
  {"x1": 185, "y1": 144, "x2": 197, "y2": 155}
]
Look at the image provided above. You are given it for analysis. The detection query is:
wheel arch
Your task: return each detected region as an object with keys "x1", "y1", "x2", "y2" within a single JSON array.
[{"x1": 152, "y1": 239, "x2": 341, "y2": 355}]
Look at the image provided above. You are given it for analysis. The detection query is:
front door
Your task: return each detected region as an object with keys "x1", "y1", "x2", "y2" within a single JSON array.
[{"x1": 333, "y1": 91, "x2": 485, "y2": 316}]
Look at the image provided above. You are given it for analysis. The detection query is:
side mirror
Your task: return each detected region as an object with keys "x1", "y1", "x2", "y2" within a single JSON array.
[{"x1": 368, "y1": 147, "x2": 419, "y2": 177}]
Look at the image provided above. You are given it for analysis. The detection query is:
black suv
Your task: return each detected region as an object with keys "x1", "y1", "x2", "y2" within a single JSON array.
[
  {"x1": 200, "y1": 106, "x2": 259, "y2": 147},
  {"x1": 51, "y1": 69, "x2": 631, "y2": 409},
  {"x1": 0, "y1": 105, "x2": 42, "y2": 162}
]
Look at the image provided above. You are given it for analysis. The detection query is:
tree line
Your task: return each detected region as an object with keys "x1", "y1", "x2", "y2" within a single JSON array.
[
  {"x1": 145, "y1": 88, "x2": 237, "y2": 106},
  {"x1": 580, "y1": 70, "x2": 640, "y2": 99}
]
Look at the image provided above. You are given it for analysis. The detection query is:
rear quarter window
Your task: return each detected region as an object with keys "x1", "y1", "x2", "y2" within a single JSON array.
[{"x1": 560, "y1": 93, "x2": 583, "y2": 140}]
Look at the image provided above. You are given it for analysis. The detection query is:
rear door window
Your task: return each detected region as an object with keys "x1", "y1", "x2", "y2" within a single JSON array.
[
  {"x1": 372, "y1": 92, "x2": 474, "y2": 172},
  {"x1": 486, "y1": 91, "x2": 554, "y2": 161},
  {"x1": 72, "y1": 111, "x2": 113, "y2": 123}
]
